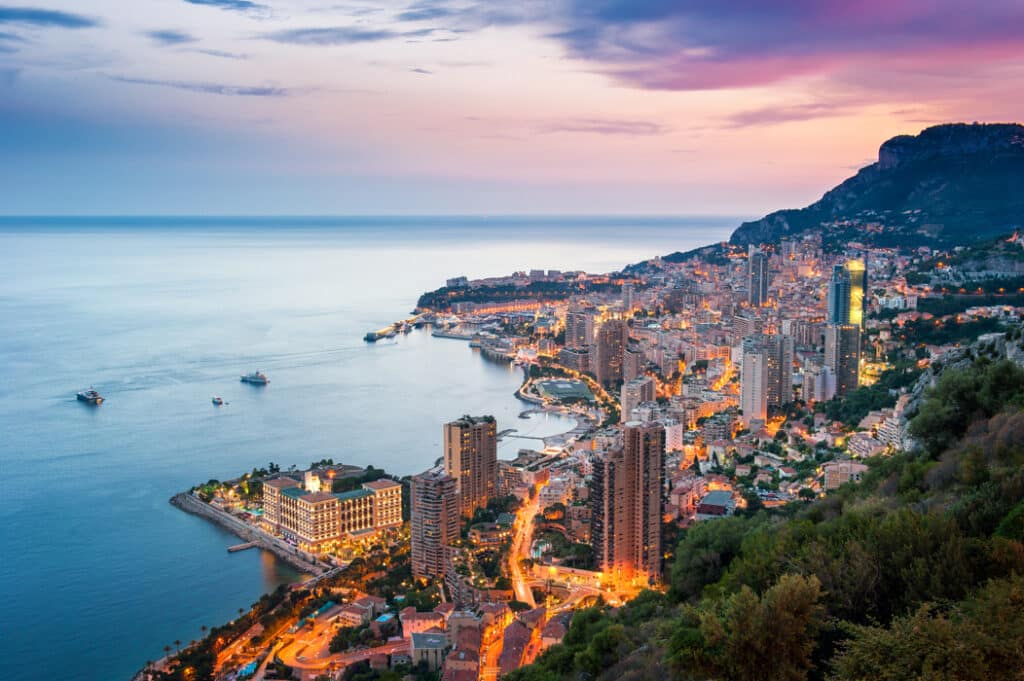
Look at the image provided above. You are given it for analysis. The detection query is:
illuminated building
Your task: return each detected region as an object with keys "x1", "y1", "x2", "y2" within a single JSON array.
[
  {"x1": 260, "y1": 476, "x2": 403, "y2": 552},
  {"x1": 443, "y1": 415, "x2": 498, "y2": 517},
  {"x1": 411, "y1": 468, "x2": 460, "y2": 579},
  {"x1": 621, "y1": 376, "x2": 655, "y2": 422},
  {"x1": 564, "y1": 306, "x2": 594, "y2": 348},
  {"x1": 748, "y1": 250, "x2": 770, "y2": 306},
  {"x1": 825, "y1": 323, "x2": 861, "y2": 396},
  {"x1": 596, "y1": 319, "x2": 627, "y2": 389},
  {"x1": 828, "y1": 259, "x2": 867, "y2": 328},
  {"x1": 623, "y1": 346, "x2": 643, "y2": 382},
  {"x1": 590, "y1": 422, "x2": 664, "y2": 586},
  {"x1": 740, "y1": 348, "x2": 768, "y2": 427},
  {"x1": 764, "y1": 334, "x2": 794, "y2": 409},
  {"x1": 621, "y1": 282, "x2": 637, "y2": 310},
  {"x1": 557, "y1": 346, "x2": 590, "y2": 374}
]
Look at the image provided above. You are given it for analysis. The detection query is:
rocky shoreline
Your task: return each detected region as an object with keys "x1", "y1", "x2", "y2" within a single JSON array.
[{"x1": 169, "y1": 492, "x2": 328, "y2": 576}]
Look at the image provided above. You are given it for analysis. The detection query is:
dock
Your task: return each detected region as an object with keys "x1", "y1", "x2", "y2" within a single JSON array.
[{"x1": 227, "y1": 541, "x2": 257, "y2": 553}]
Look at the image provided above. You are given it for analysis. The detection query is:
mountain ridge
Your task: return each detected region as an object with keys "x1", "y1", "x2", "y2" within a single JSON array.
[{"x1": 728, "y1": 122, "x2": 1024, "y2": 248}]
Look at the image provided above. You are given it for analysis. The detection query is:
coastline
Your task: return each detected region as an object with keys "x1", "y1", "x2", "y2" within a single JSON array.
[{"x1": 169, "y1": 492, "x2": 327, "y2": 576}]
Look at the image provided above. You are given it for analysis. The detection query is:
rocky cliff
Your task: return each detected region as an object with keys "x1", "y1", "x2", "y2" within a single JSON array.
[{"x1": 729, "y1": 123, "x2": 1024, "y2": 247}]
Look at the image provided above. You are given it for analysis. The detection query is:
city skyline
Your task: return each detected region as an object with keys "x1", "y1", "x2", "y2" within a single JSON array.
[{"x1": 3, "y1": 1, "x2": 1024, "y2": 214}]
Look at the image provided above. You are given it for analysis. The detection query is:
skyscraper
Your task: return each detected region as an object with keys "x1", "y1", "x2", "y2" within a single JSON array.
[
  {"x1": 410, "y1": 469, "x2": 460, "y2": 579},
  {"x1": 591, "y1": 422, "x2": 664, "y2": 586},
  {"x1": 623, "y1": 345, "x2": 643, "y2": 383},
  {"x1": 622, "y1": 282, "x2": 637, "y2": 310},
  {"x1": 748, "y1": 250, "x2": 770, "y2": 307},
  {"x1": 825, "y1": 323, "x2": 860, "y2": 396},
  {"x1": 596, "y1": 319, "x2": 628, "y2": 389},
  {"x1": 828, "y1": 259, "x2": 867, "y2": 328},
  {"x1": 443, "y1": 415, "x2": 498, "y2": 517},
  {"x1": 740, "y1": 348, "x2": 768, "y2": 427},
  {"x1": 764, "y1": 333, "x2": 794, "y2": 409},
  {"x1": 564, "y1": 306, "x2": 594, "y2": 349},
  {"x1": 621, "y1": 376, "x2": 655, "y2": 422}
]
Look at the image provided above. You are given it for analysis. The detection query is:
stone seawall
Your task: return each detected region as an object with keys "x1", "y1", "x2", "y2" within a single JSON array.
[{"x1": 169, "y1": 492, "x2": 327, "y2": 576}]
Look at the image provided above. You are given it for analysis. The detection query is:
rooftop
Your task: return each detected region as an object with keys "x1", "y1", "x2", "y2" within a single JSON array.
[
  {"x1": 264, "y1": 477, "x2": 300, "y2": 489},
  {"x1": 362, "y1": 479, "x2": 401, "y2": 491},
  {"x1": 335, "y1": 488, "x2": 374, "y2": 502},
  {"x1": 411, "y1": 632, "x2": 449, "y2": 650}
]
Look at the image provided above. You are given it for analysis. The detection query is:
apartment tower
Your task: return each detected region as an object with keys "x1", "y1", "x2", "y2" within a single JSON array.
[{"x1": 443, "y1": 415, "x2": 498, "y2": 517}]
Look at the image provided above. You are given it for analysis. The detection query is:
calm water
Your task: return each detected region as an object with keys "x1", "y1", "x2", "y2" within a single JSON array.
[{"x1": 0, "y1": 216, "x2": 736, "y2": 681}]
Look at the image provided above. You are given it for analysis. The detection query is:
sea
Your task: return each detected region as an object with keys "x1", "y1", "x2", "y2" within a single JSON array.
[{"x1": 0, "y1": 216, "x2": 738, "y2": 681}]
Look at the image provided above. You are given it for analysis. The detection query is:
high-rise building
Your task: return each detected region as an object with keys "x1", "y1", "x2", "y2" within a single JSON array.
[
  {"x1": 623, "y1": 346, "x2": 643, "y2": 383},
  {"x1": 828, "y1": 259, "x2": 867, "y2": 328},
  {"x1": 564, "y1": 307, "x2": 594, "y2": 349},
  {"x1": 596, "y1": 319, "x2": 628, "y2": 389},
  {"x1": 443, "y1": 415, "x2": 498, "y2": 517},
  {"x1": 825, "y1": 323, "x2": 860, "y2": 396},
  {"x1": 622, "y1": 282, "x2": 637, "y2": 311},
  {"x1": 411, "y1": 468, "x2": 460, "y2": 579},
  {"x1": 621, "y1": 376, "x2": 655, "y2": 422},
  {"x1": 748, "y1": 250, "x2": 770, "y2": 307},
  {"x1": 591, "y1": 422, "x2": 664, "y2": 586},
  {"x1": 764, "y1": 334, "x2": 794, "y2": 409},
  {"x1": 557, "y1": 346, "x2": 590, "y2": 374},
  {"x1": 740, "y1": 347, "x2": 768, "y2": 427}
]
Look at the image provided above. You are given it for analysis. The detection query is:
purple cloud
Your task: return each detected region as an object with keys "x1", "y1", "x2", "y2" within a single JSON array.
[
  {"x1": 538, "y1": 117, "x2": 666, "y2": 136},
  {"x1": 108, "y1": 75, "x2": 287, "y2": 97},
  {"x1": 723, "y1": 101, "x2": 853, "y2": 128},
  {"x1": 544, "y1": 0, "x2": 1024, "y2": 91},
  {"x1": 263, "y1": 25, "x2": 448, "y2": 45}
]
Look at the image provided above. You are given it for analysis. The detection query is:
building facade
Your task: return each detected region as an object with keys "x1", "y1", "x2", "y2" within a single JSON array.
[
  {"x1": 261, "y1": 477, "x2": 403, "y2": 552},
  {"x1": 596, "y1": 319, "x2": 628, "y2": 389},
  {"x1": 740, "y1": 348, "x2": 768, "y2": 427},
  {"x1": 564, "y1": 307, "x2": 594, "y2": 349},
  {"x1": 825, "y1": 323, "x2": 861, "y2": 396},
  {"x1": 590, "y1": 422, "x2": 664, "y2": 587},
  {"x1": 410, "y1": 468, "x2": 460, "y2": 579},
  {"x1": 443, "y1": 415, "x2": 498, "y2": 517},
  {"x1": 828, "y1": 259, "x2": 867, "y2": 328},
  {"x1": 748, "y1": 250, "x2": 770, "y2": 307}
]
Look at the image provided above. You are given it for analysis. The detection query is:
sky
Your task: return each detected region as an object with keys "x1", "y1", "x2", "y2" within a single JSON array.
[{"x1": 1, "y1": 0, "x2": 1023, "y2": 215}]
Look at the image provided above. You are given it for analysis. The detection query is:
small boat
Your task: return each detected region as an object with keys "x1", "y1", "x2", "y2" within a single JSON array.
[
  {"x1": 240, "y1": 370, "x2": 269, "y2": 385},
  {"x1": 77, "y1": 388, "x2": 104, "y2": 405},
  {"x1": 212, "y1": 396, "x2": 224, "y2": 406}
]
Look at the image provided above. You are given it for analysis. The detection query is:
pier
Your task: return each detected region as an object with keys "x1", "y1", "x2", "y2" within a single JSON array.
[{"x1": 227, "y1": 541, "x2": 256, "y2": 553}]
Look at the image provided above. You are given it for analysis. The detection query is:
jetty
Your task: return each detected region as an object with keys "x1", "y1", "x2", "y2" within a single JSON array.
[{"x1": 227, "y1": 541, "x2": 256, "y2": 553}]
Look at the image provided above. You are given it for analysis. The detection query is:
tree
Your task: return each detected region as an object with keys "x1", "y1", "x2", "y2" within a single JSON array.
[{"x1": 672, "y1": 574, "x2": 824, "y2": 681}]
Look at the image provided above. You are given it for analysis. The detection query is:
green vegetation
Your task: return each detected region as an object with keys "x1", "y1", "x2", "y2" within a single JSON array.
[
  {"x1": 329, "y1": 624, "x2": 383, "y2": 653},
  {"x1": 508, "y1": 355, "x2": 1024, "y2": 681},
  {"x1": 417, "y1": 279, "x2": 618, "y2": 311},
  {"x1": 331, "y1": 465, "x2": 395, "y2": 493},
  {"x1": 909, "y1": 357, "x2": 1024, "y2": 455},
  {"x1": 149, "y1": 584, "x2": 323, "y2": 681},
  {"x1": 817, "y1": 363, "x2": 922, "y2": 426},
  {"x1": 895, "y1": 316, "x2": 1005, "y2": 346},
  {"x1": 918, "y1": 290, "x2": 1024, "y2": 316}
]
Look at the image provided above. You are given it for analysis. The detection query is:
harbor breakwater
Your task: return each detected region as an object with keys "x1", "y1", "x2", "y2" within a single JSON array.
[{"x1": 169, "y1": 492, "x2": 327, "y2": 576}]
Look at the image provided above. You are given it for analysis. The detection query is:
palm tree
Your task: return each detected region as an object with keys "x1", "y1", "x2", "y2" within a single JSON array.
[
  {"x1": 200, "y1": 625, "x2": 208, "y2": 638},
  {"x1": 174, "y1": 639, "x2": 181, "y2": 653},
  {"x1": 238, "y1": 607, "x2": 245, "y2": 619},
  {"x1": 163, "y1": 645, "x2": 172, "y2": 659}
]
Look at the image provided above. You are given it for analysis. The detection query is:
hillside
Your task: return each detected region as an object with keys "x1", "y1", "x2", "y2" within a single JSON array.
[
  {"x1": 729, "y1": 123, "x2": 1024, "y2": 248},
  {"x1": 507, "y1": 325, "x2": 1024, "y2": 681}
]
